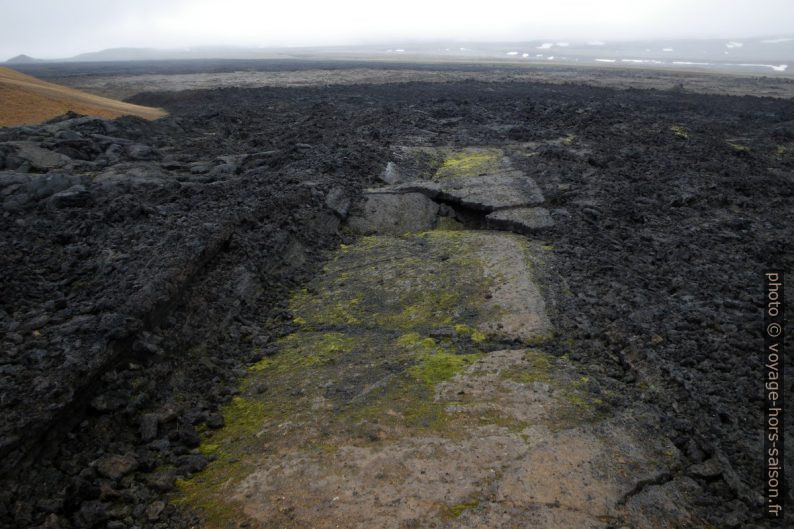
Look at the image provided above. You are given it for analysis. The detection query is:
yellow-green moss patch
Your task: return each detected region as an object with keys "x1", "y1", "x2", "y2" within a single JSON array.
[
  {"x1": 250, "y1": 332, "x2": 357, "y2": 373},
  {"x1": 444, "y1": 499, "x2": 480, "y2": 519},
  {"x1": 433, "y1": 148, "x2": 504, "y2": 180},
  {"x1": 408, "y1": 349, "x2": 481, "y2": 386},
  {"x1": 454, "y1": 324, "x2": 486, "y2": 343},
  {"x1": 172, "y1": 396, "x2": 272, "y2": 527}
]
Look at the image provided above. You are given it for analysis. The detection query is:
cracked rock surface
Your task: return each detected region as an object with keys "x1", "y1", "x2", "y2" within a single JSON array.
[{"x1": 174, "y1": 149, "x2": 700, "y2": 528}]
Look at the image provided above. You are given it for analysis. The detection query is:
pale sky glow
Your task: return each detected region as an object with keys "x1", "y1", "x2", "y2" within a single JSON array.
[{"x1": 1, "y1": 0, "x2": 793, "y2": 59}]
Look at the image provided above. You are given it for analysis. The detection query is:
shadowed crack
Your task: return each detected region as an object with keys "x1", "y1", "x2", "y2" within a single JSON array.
[{"x1": 617, "y1": 471, "x2": 675, "y2": 505}]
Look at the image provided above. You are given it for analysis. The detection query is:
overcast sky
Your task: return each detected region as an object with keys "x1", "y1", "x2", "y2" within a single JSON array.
[{"x1": 2, "y1": 0, "x2": 793, "y2": 59}]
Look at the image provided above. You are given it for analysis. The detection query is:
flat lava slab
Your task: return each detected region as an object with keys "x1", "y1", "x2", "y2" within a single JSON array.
[
  {"x1": 175, "y1": 228, "x2": 698, "y2": 529},
  {"x1": 370, "y1": 147, "x2": 546, "y2": 212},
  {"x1": 375, "y1": 170, "x2": 545, "y2": 212},
  {"x1": 485, "y1": 206, "x2": 555, "y2": 233}
]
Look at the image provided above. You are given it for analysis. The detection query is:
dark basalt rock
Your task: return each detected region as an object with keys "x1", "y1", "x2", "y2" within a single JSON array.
[
  {"x1": 325, "y1": 186, "x2": 351, "y2": 219},
  {"x1": 49, "y1": 184, "x2": 92, "y2": 208},
  {"x1": 95, "y1": 454, "x2": 138, "y2": 481}
]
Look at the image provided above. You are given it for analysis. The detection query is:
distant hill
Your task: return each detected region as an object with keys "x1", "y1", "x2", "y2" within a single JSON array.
[
  {"x1": 0, "y1": 66, "x2": 166, "y2": 127},
  {"x1": 6, "y1": 54, "x2": 40, "y2": 64},
  {"x1": 69, "y1": 46, "x2": 284, "y2": 62},
  {"x1": 71, "y1": 47, "x2": 181, "y2": 62},
  {"x1": 6, "y1": 36, "x2": 793, "y2": 75}
]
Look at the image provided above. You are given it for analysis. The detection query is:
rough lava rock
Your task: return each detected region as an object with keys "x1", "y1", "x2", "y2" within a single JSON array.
[
  {"x1": 49, "y1": 184, "x2": 92, "y2": 208},
  {"x1": 95, "y1": 454, "x2": 138, "y2": 480},
  {"x1": 324, "y1": 186, "x2": 351, "y2": 219}
]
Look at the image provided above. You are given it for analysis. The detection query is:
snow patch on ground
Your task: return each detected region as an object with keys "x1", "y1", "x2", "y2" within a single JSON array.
[
  {"x1": 736, "y1": 63, "x2": 788, "y2": 72},
  {"x1": 621, "y1": 59, "x2": 663, "y2": 64}
]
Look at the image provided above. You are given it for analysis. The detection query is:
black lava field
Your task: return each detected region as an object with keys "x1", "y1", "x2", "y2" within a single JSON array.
[{"x1": 1, "y1": 76, "x2": 792, "y2": 528}]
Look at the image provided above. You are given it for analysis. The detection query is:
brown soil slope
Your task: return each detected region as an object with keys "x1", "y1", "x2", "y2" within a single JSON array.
[{"x1": 0, "y1": 66, "x2": 166, "y2": 127}]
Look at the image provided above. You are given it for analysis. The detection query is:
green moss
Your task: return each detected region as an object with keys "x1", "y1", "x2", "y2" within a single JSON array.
[
  {"x1": 434, "y1": 149, "x2": 503, "y2": 180},
  {"x1": 396, "y1": 331, "x2": 481, "y2": 388},
  {"x1": 454, "y1": 324, "x2": 486, "y2": 343},
  {"x1": 396, "y1": 332, "x2": 440, "y2": 352},
  {"x1": 572, "y1": 375, "x2": 590, "y2": 389},
  {"x1": 444, "y1": 499, "x2": 480, "y2": 519},
  {"x1": 336, "y1": 332, "x2": 480, "y2": 435},
  {"x1": 402, "y1": 396, "x2": 454, "y2": 430},
  {"x1": 218, "y1": 396, "x2": 268, "y2": 436},
  {"x1": 288, "y1": 232, "x2": 493, "y2": 334},
  {"x1": 775, "y1": 146, "x2": 790, "y2": 157},
  {"x1": 435, "y1": 217, "x2": 466, "y2": 231},
  {"x1": 499, "y1": 350, "x2": 553, "y2": 384},
  {"x1": 408, "y1": 349, "x2": 481, "y2": 386},
  {"x1": 562, "y1": 392, "x2": 590, "y2": 409},
  {"x1": 562, "y1": 377, "x2": 598, "y2": 412},
  {"x1": 174, "y1": 472, "x2": 247, "y2": 528},
  {"x1": 391, "y1": 291, "x2": 459, "y2": 328},
  {"x1": 290, "y1": 290, "x2": 362, "y2": 327},
  {"x1": 728, "y1": 142, "x2": 750, "y2": 153},
  {"x1": 198, "y1": 443, "x2": 220, "y2": 456},
  {"x1": 531, "y1": 353, "x2": 553, "y2": 371},
  {"x1": 247, "y1": 356, "x2": 273, "y2": 372},
  {"x1": 250, "y1": 332, "x2": 357, "y2": 373},
  {"x1": 172, "y1": 396, "x2": 271, "y2": 527},
  {"x1": 562, "y1": 134, "x2": 576, "y2": 146}
]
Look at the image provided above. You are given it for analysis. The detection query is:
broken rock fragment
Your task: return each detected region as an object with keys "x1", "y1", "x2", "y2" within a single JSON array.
[{"x1": 347, "y1": 192, "x2": 439, "y2": 235}]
